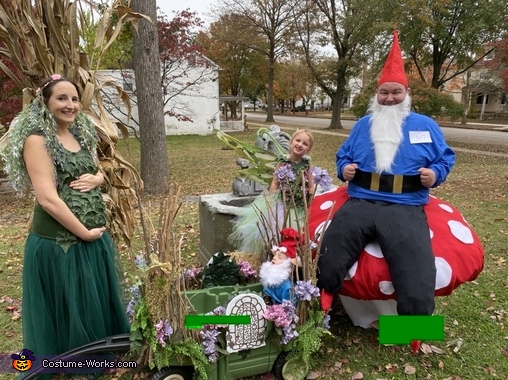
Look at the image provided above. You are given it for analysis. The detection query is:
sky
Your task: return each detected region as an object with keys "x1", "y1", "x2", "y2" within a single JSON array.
[{"x1": 156, "y1": 0, "x2": 213, "y2": 23}]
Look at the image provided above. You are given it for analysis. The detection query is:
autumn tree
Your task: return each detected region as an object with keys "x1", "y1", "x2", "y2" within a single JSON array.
[
  {"x1": 157, "y1": 10, "x2": 217, "y2": 123},
  {"x1": 132, "y1": 0, "x2": 168, "y2": 194},
  {"x1": 275, "y1": 59, "x2": 316, "y2": 113},
  {"x1": 0, "y1": 51, "x2": 22, "y2": 127},
  {"x1": 197, "y1": 13, "x2": 267, "y2": 118},
  {"x1": 292, "y1": 0, "x2": 389, "y2": 129},
  {"x1": 394, "y1": 0, "x2": 508, "y2": 89},
  {"x1": 218, "y1": 0, "x2": 294, "y2": 122},
  {"x1": 484, "y1": 36, "x2": 508, "y2": 92}
]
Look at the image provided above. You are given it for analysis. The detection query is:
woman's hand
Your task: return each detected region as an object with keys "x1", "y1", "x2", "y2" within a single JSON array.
[
  {"x1": 83, "y1": 226, "x2": 107, "y2": 241},
  {"x1": 69, "y1": 172, "x2": 103, "y2": 192}
]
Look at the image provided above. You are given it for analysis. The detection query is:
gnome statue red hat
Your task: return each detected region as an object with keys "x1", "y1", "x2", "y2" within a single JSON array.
[
  {"x1": 272, "y1": 227, "x2": 301, "y2": 265},
  {"x1": 377, "y1": 30, "x2": 408, "y2": 87},
  {"x1": 259, "y1": 227, "x2": 301, "y2": 304}
]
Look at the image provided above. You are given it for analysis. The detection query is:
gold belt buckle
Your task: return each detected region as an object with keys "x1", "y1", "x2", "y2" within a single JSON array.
[
  {"x1": 369, "y1": 173, "x2": 404, "y2": 193},
  {"x1": 370, "y1": 173, "x2": 380, "y2": 191},
  {"x1": 393, "y1": 175, "x2": 403, "y2": 193}
]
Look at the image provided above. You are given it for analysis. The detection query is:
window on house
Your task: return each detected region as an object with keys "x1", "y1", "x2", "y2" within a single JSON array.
[
  {"x1": 501, "y1": 93, "x2": 507, "y2": 105},
  {"x1": 476, "y1": 94, "x2": 489, "y2": 104}
]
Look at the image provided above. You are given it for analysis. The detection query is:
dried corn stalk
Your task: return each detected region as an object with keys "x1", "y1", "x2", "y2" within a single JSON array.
[{"x1": 0, "y1": 0, "x2": 149, "y2": 246}]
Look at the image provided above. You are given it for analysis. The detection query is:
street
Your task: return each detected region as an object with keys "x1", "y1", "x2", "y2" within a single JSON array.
[{"x1": 245, "y1": 112, "x2": 508, "y2": 147}]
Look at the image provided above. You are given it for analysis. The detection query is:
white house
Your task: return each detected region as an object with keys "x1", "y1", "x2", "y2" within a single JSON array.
[{"x1": 98, "y1": 56, "x2": 221, "y2": 136}]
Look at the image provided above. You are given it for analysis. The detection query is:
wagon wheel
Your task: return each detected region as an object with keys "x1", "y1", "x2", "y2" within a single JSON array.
[
  {"x1": 152, "y1": 366, "x2": 194, "y2": 380},
  {"x1": 272, "y1": 352, "x2": 309, "y2": 380}
]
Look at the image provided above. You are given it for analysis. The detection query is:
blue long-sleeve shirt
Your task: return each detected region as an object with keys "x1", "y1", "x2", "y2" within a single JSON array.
[{"x1": 337, "y1": 112, "x2": 455, "y2": 205}]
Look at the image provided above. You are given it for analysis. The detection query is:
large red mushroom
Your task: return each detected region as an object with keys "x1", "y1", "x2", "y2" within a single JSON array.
[{"x1": 309, "y1": 186, "x2": 484, "y2": 309}]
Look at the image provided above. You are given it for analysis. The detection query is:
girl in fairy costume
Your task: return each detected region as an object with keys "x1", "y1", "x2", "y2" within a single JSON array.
[
  {"x1": 229, "y1": 129, "x2": 315, "y2": 255},
  {"x1": 0, "y1": 75, "x2": 129, "y2": 371}
]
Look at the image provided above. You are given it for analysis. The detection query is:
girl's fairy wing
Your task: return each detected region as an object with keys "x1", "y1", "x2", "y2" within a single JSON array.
[{"x1": 217, "y1": 130, "x2": 278, "y2": 186}]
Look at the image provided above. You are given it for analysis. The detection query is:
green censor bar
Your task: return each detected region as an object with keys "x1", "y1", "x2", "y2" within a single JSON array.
[
  {"x1": 185, "y1": 315, "x2": 251, "y2": 329},
  {"x1": 378, "y1": 315, "x2": 444, "y2": 345}
]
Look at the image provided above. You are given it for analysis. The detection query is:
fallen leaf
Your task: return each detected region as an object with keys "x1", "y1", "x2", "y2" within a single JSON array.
[
  {"x1": 430, "y1": 345, "x2": 445, "y2": 354},
  {"x1": 306, "y1": 371, "x2": 320, "y2": 379},
  {"x1": 351, "y1": 372, "x2": 363, "y2": 380},
  {"x1": 438, "y1": 360, "x2": 444, "y2": 369},
  {"x1": 420, "y1": 343, "x2": 433, "y2": 354},
  {"x1": 404, "y1": 364, "x2": 416, "y2": 374}
]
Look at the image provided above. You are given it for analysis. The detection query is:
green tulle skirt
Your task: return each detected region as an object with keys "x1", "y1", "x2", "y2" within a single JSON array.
[{"x1": 22, "y1": 231, "x2": 130, "y2": 356}]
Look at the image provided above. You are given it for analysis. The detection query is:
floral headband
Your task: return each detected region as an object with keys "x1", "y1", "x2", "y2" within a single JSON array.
[{"x1": 36, "y1": 73, "x2": 63, "y2": 96}]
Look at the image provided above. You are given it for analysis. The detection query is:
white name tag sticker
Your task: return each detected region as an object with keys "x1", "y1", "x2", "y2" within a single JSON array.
[{"x1": 409, "y1": 131, "x2": 432, "y2": 144}]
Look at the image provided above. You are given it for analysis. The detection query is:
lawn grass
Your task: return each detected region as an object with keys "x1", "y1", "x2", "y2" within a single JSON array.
[{"x1": 0, "y1": 126, "x2": 506, "y2": 379}]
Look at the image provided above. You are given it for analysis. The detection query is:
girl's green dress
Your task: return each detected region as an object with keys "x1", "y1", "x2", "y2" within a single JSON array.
[
  {"x1": 228, "y1": 155, "x2": 312, "y2": 255},
  {"x1": 22, "y1": 145, "x2": 130, "y2": 357}
]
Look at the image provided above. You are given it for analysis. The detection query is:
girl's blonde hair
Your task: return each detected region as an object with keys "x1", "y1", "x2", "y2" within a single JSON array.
[{"x1": 290, "y1": 129, "x2": 314, "y2": 150}]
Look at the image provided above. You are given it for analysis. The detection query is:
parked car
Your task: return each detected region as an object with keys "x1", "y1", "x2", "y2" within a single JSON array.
[{"x1": 244, "y1": 101, "x2": 263, "y2": 110}]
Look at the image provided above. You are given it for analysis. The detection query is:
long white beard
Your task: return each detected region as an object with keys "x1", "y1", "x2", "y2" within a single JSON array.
[
  {"x1": 368, "y1": 95, "x2": 411, "y2": 173},
  {"x1": 259, "y1": 259, "x2": 292, "y2": 287}
]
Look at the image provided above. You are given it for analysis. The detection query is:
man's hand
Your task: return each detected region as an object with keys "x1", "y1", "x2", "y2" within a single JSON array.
[
  {"x1": 343, "y1": 163, "x2": 358, "y2": 181},
  {"x1": 418, "y1": 168, "x2": 436, "y2": 188}
]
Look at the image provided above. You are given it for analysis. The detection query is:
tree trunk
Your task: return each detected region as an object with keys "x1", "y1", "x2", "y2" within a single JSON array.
[
  {"x1": 265, "y1": 59, "x2": 275, "y2": 123},
  {"x1": 329, "y1": 74, "x2": 346, "y2": 129},
  {"x1": 132, "y1": 0, "x2": 169, "y2": 194}
]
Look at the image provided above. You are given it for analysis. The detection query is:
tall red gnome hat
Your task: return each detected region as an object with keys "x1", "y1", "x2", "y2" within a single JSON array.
[
  {"x1": 272, "y1": 228, "x2": 300, "y2": 261},
  {"x1": 378, "y1": 30, "x2": 408, "y2": 87}
]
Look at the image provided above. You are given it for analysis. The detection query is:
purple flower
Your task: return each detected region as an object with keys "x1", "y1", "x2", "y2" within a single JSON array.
[
  {"x1": 274, "y1": 163, "x2": 296, "y2": 182},
  {"x1": 238, "y1": 260, "x2": 257, "y2": 279},
  {"x1": 294, "y1": 280, "x2": 320, "y2": 301},
  {"x1": 155, "y1": 319, "x2": 173, "y2": 347},
  {"x1": 311, "y1": 167, "x2": 333, "y2": 191},
  {"x1": 322, "y1": 313, "x2": 331, "y2": 330},
  {"x1": 212, "y1": 306, "x2": 226, "y2": 315},
  {"x1": 263, "y1": 304, "x2": 292, "y2": 328},
  {"x1": 200, "y1": 327, "x2": 221, "y2": 363},
  {"x1": 126, "y1": 298, "x2": 136, "y2": 320},
  {"x1": 184, "y1": 267, "x2": 201, "y2": 279},
  {"x1": 281, "y1": 325, "x2": 299, "y2": 344},
  {"x1": 135, "y1": 255, "x2": 147, "y2": 270},
  {"x1": 129, "y1": 285, "x2": 140, "y2": 299}
]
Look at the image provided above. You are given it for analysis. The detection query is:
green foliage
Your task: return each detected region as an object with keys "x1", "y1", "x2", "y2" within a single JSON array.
[
  {"x1": 350, "y1": 81, "x2": 464, "y2": 120},
  {"x1": 410, "y1": 83, "x2": 464, "y2": 120},
  {"x1": 201, "y1": 252, "x2": 240, "y2": 288},
  {"x1": 130, "y1": 294, "x2": 211, "y2": 379},
  {"x1": 216, "y1": 130, "x2": 278, "y2": 186},
  {"x1": 284, "y1": 306, "x2": 331, "y2": 378},
  {"x1": 350, "y1": 81, "x2": 377, "y2": 118},
  {"x1": 394, "y1": 0, "x2": 508, "y2": 88}
]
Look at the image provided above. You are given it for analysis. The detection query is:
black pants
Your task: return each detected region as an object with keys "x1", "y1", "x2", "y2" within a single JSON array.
[{"x1": 317, "y1": 198, "x2": 436, "y2": 315}]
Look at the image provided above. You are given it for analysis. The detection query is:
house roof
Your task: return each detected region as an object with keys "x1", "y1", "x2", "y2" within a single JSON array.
[
  {"x1": 463, "y1": 80, "x2": 502, "y2": 93},
  {"x1": 219, "y1": 95, "x2": 250, "y2": 102}
]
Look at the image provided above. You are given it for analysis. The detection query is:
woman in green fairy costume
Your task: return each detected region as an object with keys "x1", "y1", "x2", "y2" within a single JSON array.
[
  {"x1": 229, "y1": 129, "x2": 316, "y2": 255},
  {"x1": 0, "y1": 75, "x2": 129, "y2": 369}
]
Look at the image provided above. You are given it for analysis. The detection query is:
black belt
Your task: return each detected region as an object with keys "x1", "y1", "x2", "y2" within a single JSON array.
[{"x1": 351, "y1": 169, "x2": 425, "y2": 193}]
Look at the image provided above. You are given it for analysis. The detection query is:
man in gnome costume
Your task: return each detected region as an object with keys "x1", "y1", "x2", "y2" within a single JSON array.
[
  {"x1": 317, "y1": 31, "x2": 456, "y2": 317},
  {"x1": 259, "y1": 228, "x2": 300, "y2": 304}
]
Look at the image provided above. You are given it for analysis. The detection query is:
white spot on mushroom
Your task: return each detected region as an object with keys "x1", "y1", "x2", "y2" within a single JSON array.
[
  {"x1": 438, "y1": 203, "x2": 454, "y2": 213},
  {"x1": 379, "y1": 281, "x2": 395, "y2": 295},
  {"x1": 448, "y1": 220, "x2": 474, "y2": 244},
  {"x1": 314, "y1": 221, "x2": 331, "y2": 237},
  {"x1": 345, "y1": 261, "x2": 358, "y2": 280},
  {"x1": 364, "y1": 241, "x2": 383, "y2": 258},
  {"x1": 435, "y1": 257, "x2": 452, "y2": 289},
  {"x1": 320, "y1": 200, "x2": 334, "y2": 211}
]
